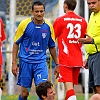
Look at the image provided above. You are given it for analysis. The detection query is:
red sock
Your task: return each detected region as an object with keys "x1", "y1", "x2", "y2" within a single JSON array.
[{"x1": 65, "y1": 89, "x2": 75, "y2": 100}]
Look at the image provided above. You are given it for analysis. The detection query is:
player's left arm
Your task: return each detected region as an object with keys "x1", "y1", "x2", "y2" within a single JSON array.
[
  {"x1": 49, "y1": 47, "x2": 59, "y2": 78},
  {"x1": 49, "y1": 47, "x2": 58, "y2": 64}
]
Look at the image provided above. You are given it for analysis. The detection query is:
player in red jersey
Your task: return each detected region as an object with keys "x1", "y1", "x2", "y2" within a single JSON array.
[
  {"x1": 0, "y1": 18, "x2": 6, "y2": 99},
  {"x1": 53, "y1": 0, "x2": 87, "y2": 100},
  {"x1": 0, "y1": 18, "x2": 6, "y2": 81}
]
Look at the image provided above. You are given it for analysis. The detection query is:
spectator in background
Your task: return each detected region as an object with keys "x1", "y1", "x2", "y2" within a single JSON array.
[
  {"x1": 12, "y1": 1, "x2": 59, "y2": 100},
  {"x1": 53, "y1": 0, "x2": 87, "y2": 99},
  {"x1": 0, "y1": 18, "x2": 6, "y2": 100},
  {"x1": 36, "y1": 81, "x2": 56, "y2": 100},
  {"x1": 78, "y1": 0, "x2": 100, "y2": 95}
]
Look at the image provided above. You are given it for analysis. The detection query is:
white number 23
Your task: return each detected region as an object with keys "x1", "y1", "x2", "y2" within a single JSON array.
[{"x1": 67, "y1": 23, "x2": 81, "y2": 39}]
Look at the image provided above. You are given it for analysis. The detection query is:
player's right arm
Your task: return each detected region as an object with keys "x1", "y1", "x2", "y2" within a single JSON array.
[{"x1": 12, "y1": 42, "x2": 19, "y2": 76}]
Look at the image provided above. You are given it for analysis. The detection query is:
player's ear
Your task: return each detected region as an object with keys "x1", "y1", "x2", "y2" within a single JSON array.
[
  {"x1": 65, "y1": 3, "x2": 68, "y2": 9},
  {"x1": 31, "y1": 10, "x2": 33, "y2": 13},
  {"x1": 63, "y1": 3, "x2": 68, "y2": 11},
  {"x1": 41, "y1": 95, "x2": 46, "y2": 99}
]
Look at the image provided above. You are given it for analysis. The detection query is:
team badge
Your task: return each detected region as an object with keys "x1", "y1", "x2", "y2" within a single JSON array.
[{"x1": 42, "y1": 33, "x2": 47, "y2": 39}]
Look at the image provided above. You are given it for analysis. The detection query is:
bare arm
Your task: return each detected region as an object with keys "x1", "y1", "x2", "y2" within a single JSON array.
[
  {"x1": 12, "y1": 42, "x2": 19, "y2": 76},
  {"x1": 49, "y1": 47, "x2": 58, "y2": 64},
  {"x1": 49, "y1": 47, "x2": 59, "y2": 78}
]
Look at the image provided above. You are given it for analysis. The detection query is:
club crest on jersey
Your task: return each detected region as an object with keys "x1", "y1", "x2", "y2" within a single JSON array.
[{"x1": 42, "y1": 33, "x2": 47, "y2": 39}]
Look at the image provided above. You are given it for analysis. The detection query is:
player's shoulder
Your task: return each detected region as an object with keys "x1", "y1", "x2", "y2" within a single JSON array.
[
  {"x1": 54, "y1": 15, "x2": 65, "y2": 25},
  {"x1": 76, "y1": 14, "x2": 86, "y2": 21},
  {"x1": 17, "y1": 17, "x2": 32, "y2": 29},
  {"x1": 57, "y1": 15, "x2": 65, "y2": 21},
  {"x1": 44, "y1": 19, "x2": 53, "y2": 27},
  {"x1": 74, "y1": 14, "x2": 87, "y2": 25},
  {"x1": 20, "y1": 17, "x2": 32, "y2": 24}
]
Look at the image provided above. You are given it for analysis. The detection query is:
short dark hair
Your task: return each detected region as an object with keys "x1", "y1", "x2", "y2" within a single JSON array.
[
  {"x1": 32, "y1": 1, "x2": 45, "y2": 11},
  {"x1": 64, "y1": 0, "x2": 77, "y2": 10},
  {"x1": 36, "y1": 81, "x2": 53, "y2": 100}
]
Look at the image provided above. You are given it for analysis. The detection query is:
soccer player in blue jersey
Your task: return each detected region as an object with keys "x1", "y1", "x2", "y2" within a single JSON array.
[{"x1": 12, "y1": 1, "x2": 59, "y2": 100}]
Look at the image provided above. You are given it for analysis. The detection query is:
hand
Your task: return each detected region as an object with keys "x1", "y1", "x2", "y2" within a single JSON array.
[
  {"x1": 78, "y1": 34, "x2": 93, "y2": 44},
  {"x1": 83, "y1": 60, "x2": 88, "y2": 69},
  {"x1": 12, "y1": 63, "x2": 19, "y2": 76},
  {"x1": 54, "y1": 66, "x2": 59, "y2": 79}
]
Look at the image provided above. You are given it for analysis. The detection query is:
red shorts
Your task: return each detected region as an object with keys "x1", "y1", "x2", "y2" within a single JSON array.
[{"x1": 58, "y1": 66, "x2": 80, "y2": 85}]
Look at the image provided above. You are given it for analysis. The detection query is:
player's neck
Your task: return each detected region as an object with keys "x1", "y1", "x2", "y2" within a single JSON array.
[
  {"x1": 33, "y1": 18, "x2": 44, "y2": 25},
  {"x1": 66, "y1": 10, "x2": 74, "y2": 14},
  {"x1": 66, "y1": 10, "x2": 74, "y2": 13}
]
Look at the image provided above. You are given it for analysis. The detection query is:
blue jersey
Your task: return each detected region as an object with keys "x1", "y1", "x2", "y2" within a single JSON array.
[{"x1": 14, "y1": 18, "x2": 55, "y2": 63}]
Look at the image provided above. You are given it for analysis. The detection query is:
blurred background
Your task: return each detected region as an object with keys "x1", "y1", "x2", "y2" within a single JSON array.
[{"x1": 0, "y1": 0, "x2": 93, "y2": 100}]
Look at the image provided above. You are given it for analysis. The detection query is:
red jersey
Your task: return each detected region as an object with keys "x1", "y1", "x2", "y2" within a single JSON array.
[
  {"x1": 53, "y1": 12, "x2": 87, "y2": 67},
  {"x1": 0, "y1": 18, "x2": 6, "y2": 65}
]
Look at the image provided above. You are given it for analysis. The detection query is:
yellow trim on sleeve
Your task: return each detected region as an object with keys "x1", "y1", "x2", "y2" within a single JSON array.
[
  {"x1": 14, "y1": 18, "x2": 32, "y2": 42},
  {"x1": 45, "y1": 20, "x2": 55, "y2": 42}
]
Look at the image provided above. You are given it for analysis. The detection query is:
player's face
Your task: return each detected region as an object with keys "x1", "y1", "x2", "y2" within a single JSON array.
[
  {"x1": 87, "y1": 0, "x2": 100, "y2": 13},
  {"x1": 46, "y1": 87, "x2": 56, "y2": 100},
  {"x1": 32, "y1": 5, "x2": 45, "y2": 23}
]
